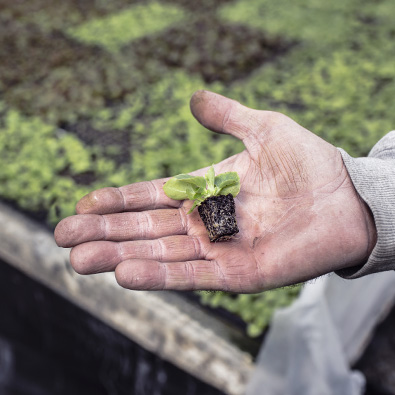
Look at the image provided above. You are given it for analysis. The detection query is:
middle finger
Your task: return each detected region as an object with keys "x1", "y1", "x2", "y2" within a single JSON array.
[{"x1": 55, "y1": 208, "x2": 189, "y2": 247}]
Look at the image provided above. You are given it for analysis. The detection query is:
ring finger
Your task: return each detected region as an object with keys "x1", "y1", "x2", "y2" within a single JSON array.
[{"x1": 70, "y1": 235, "x2": 209, "y2": 274}]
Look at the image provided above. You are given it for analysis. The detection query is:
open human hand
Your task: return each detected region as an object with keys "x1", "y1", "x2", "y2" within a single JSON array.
[{"x1": 54, "y1": 90, "x2": 376, "y2": 292}]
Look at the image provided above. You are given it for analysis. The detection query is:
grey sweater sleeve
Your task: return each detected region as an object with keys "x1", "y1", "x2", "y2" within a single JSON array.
[{"x1": 336, "y1": 131, "x2": 395, "y2": 279}]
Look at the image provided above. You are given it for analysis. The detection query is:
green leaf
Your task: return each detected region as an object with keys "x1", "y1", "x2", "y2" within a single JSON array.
[
  {"x1": 214, "y1": 171, "x2": 238, "y2": 188},
  {"x1": 186, "y1": 184, "x2": 205, "y2": 200},
  {"x1": 215, "y1": 172, "x2": 240, "y2": 197},
  {"x1": 205, "y1": 165, "x2": 215, "y2": 191},
  {"x1": 163, "y1": 168, "x2": 240, "y2": 211},
  {"x1": 163, "y1": 178, "x2": 189, "y2": 200},
  {"x1": 220, "y1": 183, "x2": 241, "y2": 197},
  {"x1": 174, "y1": 174, "x2": 206, "y2": 189},
  {"x1": 196, "y1": 186, "x2": 206, "y2": 199},
  {"x1": 163, "y1": 174, "x2": 206, "y2": 200},
  {"x1": 185, "y1": 184, "x2": 196, "y2": 200}
]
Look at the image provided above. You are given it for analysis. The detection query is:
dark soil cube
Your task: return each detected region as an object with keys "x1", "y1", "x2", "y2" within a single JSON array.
[{"x1": 198, "y1": 194, "x2": 239, "y2": 242}]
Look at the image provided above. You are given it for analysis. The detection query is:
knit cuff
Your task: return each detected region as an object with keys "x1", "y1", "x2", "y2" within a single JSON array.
[{"x1": 336, "y1": 133, "x2": 395, "y2": 279}]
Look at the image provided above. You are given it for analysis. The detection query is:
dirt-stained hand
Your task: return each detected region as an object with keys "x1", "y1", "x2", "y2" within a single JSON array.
[{"x1": 54, "y1": 91, "x2": 377, "y2": 292}]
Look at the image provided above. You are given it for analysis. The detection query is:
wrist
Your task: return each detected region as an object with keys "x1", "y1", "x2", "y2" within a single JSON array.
[
  {"x1": 333, "y1": 166, "x2": 377, "y2": 275},
  {"x1": 358, "y1": 195, "x2": 377, "y2": 261}
]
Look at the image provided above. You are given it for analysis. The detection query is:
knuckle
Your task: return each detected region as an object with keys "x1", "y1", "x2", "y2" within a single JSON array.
[
  {"x1": 221, "y1": 102, "x2": 236, "y2": 133},
  {"x1": 191, "y1": 236, "x2": 203, "y2": 258},
  {"x1": 147, "y1": 180, "x2": 160, "y2": 208},
  {"x1": 155, "y1": 239, "x2": 166, "y2": 261},
  {"x1": 135, "y1": 212, "x2": 151, "y2": 238},
  {"x1": 184, "y1": 261, "x2": 196, "y2": 288},
  {"x1": 178, "y1": 207, "x2": 189, "y2": 233},
  {"x1": 115, "y1": 187, "x2": 127, "y2": 211}
]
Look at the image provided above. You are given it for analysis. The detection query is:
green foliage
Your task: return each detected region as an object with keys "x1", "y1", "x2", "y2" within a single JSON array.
[
  {"x1": 220, "y1": 0, "x2": 359, "y2": 47},
  {"x1": 0, "y1": 18, "x2": 150, "y2": 124},
  {"x1": 226, "y1": 50, "x2": 395, "y2": 157},
  {"x1": 113, "y1": 71, "x2": 244, "y2": 181},
  {"x1": 163, "y1": 166, "x2": 240, "y2": 213},
  {"x1": 222, "y1": 0, "x2": 395, "y2": 157},
  {"x1": 199, "y1": 285, "x2": 302, "y2": 337},
  {"x1": 0, "y1": 0, "x2": 143, "y2": 31},
  {"x1": 67, "y1": 2, "x2": 186, "y2": 52},
  {"x1": 0, "y1": 108, "x2": 92, "y2": 223}
]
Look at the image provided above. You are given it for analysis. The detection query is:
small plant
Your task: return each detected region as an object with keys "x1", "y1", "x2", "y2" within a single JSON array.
[{"x1": 163, "y1": 166, "x2": 241, "y2": 242}]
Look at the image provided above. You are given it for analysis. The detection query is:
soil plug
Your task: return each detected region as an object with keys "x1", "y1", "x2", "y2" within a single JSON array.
[{"x1": 163, "y1": 166, "x2": 240, "y2": 242}]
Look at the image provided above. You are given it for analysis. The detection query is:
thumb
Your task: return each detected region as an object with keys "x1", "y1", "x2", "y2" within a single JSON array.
[{"x1": 190, "y1": 90, "x2": 270, "y2": 142}]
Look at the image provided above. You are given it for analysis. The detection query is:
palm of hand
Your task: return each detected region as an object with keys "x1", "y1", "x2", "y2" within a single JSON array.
[
  {"x1": 185, "y1": 113, "x2": 368, "y2": 292},
  {"x1": 54, "y1": 91, "x2": 375, "y2": 292}
]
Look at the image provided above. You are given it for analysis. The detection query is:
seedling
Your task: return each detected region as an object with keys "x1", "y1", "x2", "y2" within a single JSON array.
[{"x1": 163, "y1": 166, "x2": 240, "y2": 242}]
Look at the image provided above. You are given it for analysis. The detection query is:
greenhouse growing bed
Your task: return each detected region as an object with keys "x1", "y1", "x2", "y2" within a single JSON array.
[{"x1": 1, "y1": 0, "x2": 395, "y2": 391}]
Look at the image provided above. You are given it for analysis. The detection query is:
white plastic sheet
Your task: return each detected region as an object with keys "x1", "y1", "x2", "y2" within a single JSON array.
[{"x1": 247, "y1": 271, "x2": 395, "y2": 395}]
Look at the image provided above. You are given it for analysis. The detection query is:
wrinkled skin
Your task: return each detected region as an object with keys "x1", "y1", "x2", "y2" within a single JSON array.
[{"x1": 54, "y1": 91, "x2": 377, "y2": 293}]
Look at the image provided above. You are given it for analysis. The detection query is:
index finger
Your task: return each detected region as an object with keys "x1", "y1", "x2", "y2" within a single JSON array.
[{"x1": 76, "y1": 179, "x2": 181, "y2": 215}]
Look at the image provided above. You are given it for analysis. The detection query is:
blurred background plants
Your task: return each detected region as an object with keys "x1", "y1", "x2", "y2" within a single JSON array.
[{"x1": 1, "y1": 0, "x2": 394, "y2": 338}]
